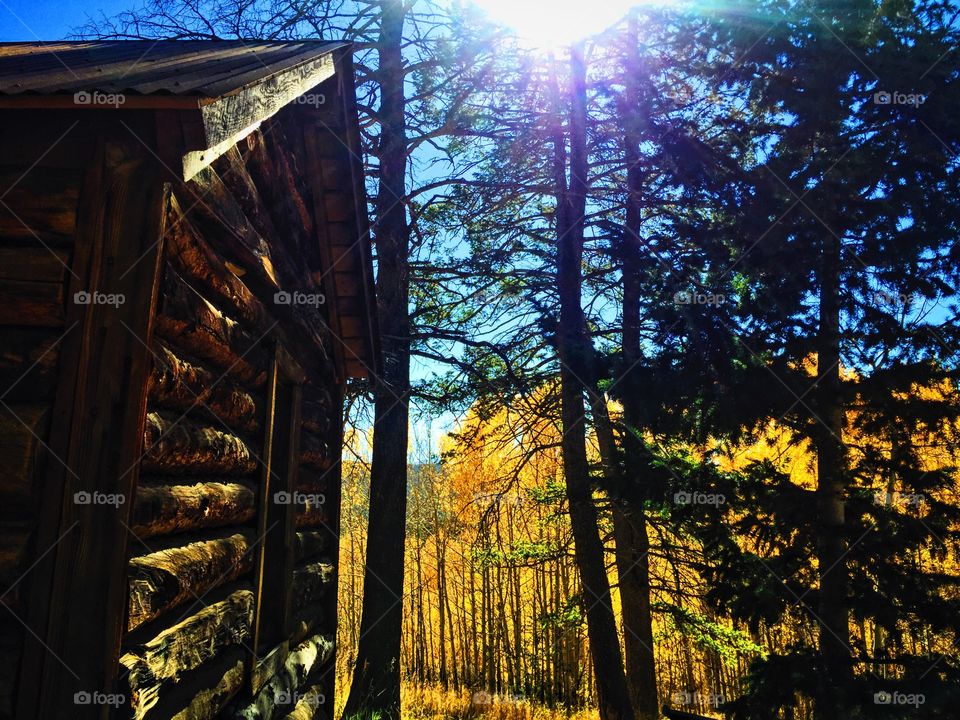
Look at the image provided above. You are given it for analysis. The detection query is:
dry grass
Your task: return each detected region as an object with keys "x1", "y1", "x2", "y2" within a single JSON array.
[{"x1": 401, "y1": 684, "x2": 599, "y2": 720}]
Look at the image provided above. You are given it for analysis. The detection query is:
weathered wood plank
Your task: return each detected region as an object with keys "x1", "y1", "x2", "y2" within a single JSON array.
[
  {"x1": 198, "y1": 51, "x2": 335, "y2": 151},
  {"x1": 127, "y1": 530, "x2": 255, "y2": 631},
  {"x1": 0, "y1": 247, "x2": 70, "y2": 283},
  {"x1": 30, "y1": 153, "x2": 167, "y2": 719},
  {"x1": 165, "y1": 194, "x2": 268, "y2": 331},
  {"x1": 0, "y1": 168, "x2": 80, "y2": 241},
  {"x1": 0, "y1": 278, "x2": 65, "y2": 327},
  {"x1": 233, "y1": 633, "x2": 334, "y2": 720},
  {"x1": 0, "y1": 404, "x2": 49, "y2": 514},
  {"x1": 142, "y1": 412, "x2": 258, "y2": 476},
  {"x1": 0, "y1": 328, "x2": 62, "y2": 401},
  {"x1": 131, "y1": 479, "x2": 256, "y2": 540},
  {"x1": 148, "y1": 343, "x2": 260, "y2": 434},
  {"x1": 155, "y1": 266, "x2": 269, "y2": 388},
  {"x1": 121, "y1": 587, "x2": 253, "y2": 719},
  {"x1": 290, "y1": 561, "x2": 334, "y2": 613}
]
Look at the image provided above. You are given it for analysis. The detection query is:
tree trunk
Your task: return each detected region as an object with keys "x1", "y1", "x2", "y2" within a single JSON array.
[
  {"x1": 341, "y1": 1, "x2": 410, "y2": 716},
  {"x1": 553, "y1": 43, "x2": 635, "y2": 720},
  {"x1": 605, "y1": 15, "x2": 661, "y2": 718},
  {"x1": 814, "y1": 223, "x2": 849, "y2": 717}
]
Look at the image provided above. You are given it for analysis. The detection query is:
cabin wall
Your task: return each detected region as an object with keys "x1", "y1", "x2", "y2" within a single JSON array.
[
  {"x1": 0, "y1": 112, "x2": 173, "y2": 719},
  {"x1": 118, "y1": 105, "x2": 345, "y2": 720},
  {"x1": 0, "y1": 80, "x2": 365, "y2": 720},
  {"x1": 0, "y1": 117, "x2": 87, "y2": 719}
]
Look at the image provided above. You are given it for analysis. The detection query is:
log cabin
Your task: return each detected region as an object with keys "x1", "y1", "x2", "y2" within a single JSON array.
[{"x1": 0, "y1": 41, "x2": 378, "y2": 720}]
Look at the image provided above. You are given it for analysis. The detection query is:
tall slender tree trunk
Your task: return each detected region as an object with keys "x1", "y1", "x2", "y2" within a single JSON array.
[
  {"x1": 342, "y1": 1, "x2": 410, "y2": 716},
  {"x1": 604, "y1": 15, "x2": 660, "y2": 719},
  {"x1": 814, "y1": 223, "x2": 849, "y2": 718},
  {"x1": 553, "y1": 42, "x2": 635, "y2": 720},
  {"x1": 434, "y1": 521, "x2": 448, "y2": 688},
  {"x1": 590, "y1": 397, "x2": 658, "y2": 720}
]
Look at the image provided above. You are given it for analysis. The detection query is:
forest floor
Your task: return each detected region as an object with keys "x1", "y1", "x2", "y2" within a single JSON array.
[{"x1": 336, "y1": 684, "x2": 600, "y2": 719}]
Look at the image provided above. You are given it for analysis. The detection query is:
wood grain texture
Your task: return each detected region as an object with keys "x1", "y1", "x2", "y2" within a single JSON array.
[
  {"x1": 180, "y1": 168, "x2": 279, "y2": 291},
  {"x1": 0, "y1": 404, "x2": 49, "y2": 514},
  {"x1": 127, "y1": 530, "x2": 255, "y2": 631},
  {"x1": 165, "y1": 194, "x2": 269, "y2": 331},
  {"x1": 148, "y1": 343, "x2": 260, "y2": 434},
  {"x1": 233, "y1": 633, "x2": 334, "y2": 720},
  {"x1": 0, "y1": 278, "x2": 65, "y2": 327},
  {"x1": 155, "y1": 266, "x2": 269, "y2": 388},
  {"x1": 0, "y1": 168, "x2": 80, "y2": 241},
  {"x1": 131, "y1": 479, "x2": 256, "y2": 539},
  {"x1": 0, "y1": 328, "x2": 63, "y2": 401},
  {"x1": 142, "y1": 411, "x2": 259, "y2": 476},
  {"x1": 121, "y1": 588, "x2": 253, "y2": 719}
]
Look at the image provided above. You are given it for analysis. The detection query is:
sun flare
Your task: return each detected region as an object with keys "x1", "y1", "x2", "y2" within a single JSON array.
[{"x1": 470, "y1": 0, "x2": 651, "y2": 47}]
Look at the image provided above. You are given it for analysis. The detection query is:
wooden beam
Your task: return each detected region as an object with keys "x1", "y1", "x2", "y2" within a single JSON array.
[{"x1": 199, "y1": 53, "x2": 335, "y2": 156}]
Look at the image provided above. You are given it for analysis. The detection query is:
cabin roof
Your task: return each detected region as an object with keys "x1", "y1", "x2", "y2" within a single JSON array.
[{"x1": 0, "y1": 40, "x2": 346, "y2": 99}]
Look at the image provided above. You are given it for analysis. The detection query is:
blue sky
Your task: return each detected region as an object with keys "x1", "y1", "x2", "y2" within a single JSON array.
[{"x1": 0, "y1": 0, "x2": 132, "y2": 39}]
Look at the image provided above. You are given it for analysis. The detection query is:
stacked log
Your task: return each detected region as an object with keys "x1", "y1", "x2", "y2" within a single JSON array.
[
  {"x1": 127, "y1": 531, "x2": 256, "y2": 631},
  {"x1": 131, "y1": 480, "x2": 256, "y2": 540},
  {"x1": 121, "y1": 588, "x2": 254, "y2": 720},
  {"x1": 148, "y1": 342, "x2": 261, "y2": 434},
  {"x1": 142, "y1": 412, "x2": 257, "y2": 476},
  {"x1": 233, "y1": 634, "x2": 334, "y2": 720}
]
